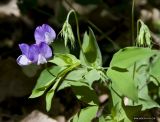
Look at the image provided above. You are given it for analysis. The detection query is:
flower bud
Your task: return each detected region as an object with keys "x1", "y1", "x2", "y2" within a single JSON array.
[
  {"x1": 136, "y1": 20, "x2": 152, "y2": 48},
  {"x1": 61, "y1": 21, "x2": 75, "y2": 48}
]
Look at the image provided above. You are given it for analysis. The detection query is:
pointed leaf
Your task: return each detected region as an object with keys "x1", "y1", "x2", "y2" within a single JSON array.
[
  {"x1": 30, "y1": 66, "x2": 65, "y2": 98},
  {"x1": 72, "y1": 85, "x2": 99, "y2": 105},
  {"x1": 107, "y1": 68, "x2": 138, "y2": 101},
  {"x1": 49, "y1": 54, "x2": 80, "y2": 66},
  {"x1": 80, "y1": 28, "x2": 102, "y2": 67},
  {"x1": 72, "y1": 106, "x2": 98, "y2": 122},
  {"x1": 46, "y1": 89, "x2": 55, "y2": 111},
  {"x1": 85, "y1": 69, "x2": 100, "y2": 86},
  {"x1": 150, "y1": 56, "x2": 160, "y2": 84},
  {"x1": 110, "y1": 47, "x2": 157, "y2": 68}
]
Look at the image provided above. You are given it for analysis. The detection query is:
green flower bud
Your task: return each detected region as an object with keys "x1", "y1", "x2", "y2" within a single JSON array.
[
  {"x1": 60, "y1": 21, "x2": 75, "y2": 48},
  {"x1": 136, "y1": 20, "x2": 152, "y2": 48}
]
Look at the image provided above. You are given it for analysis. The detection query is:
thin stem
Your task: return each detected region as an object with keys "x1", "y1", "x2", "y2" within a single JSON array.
[
  {"x1": 136, "y1": 19, "x2": 143, "y2": 47},
  {"x1": 53, "y1": 62, "x2": 80, "y2": 90},
  {"x1": 65, "y1": 9, "x2": 92, "y2": 66},
  {"x1": 137, "y1": 19, "x2": 143, "y2": 35},
  {"x1": 137, "y1": 20, "x2": 140, "y2": 37},
  {"x1": 132, "y1": 63, "x2": 136, "y2": 80},
  {"x1": 66, "y1": 10, "x2": 73, "y2": 23},
  {"x1": 66, "y1": 10, "x2": 84, "y2": 53},
  {"x1": 64, "y1": 0, "x2": 119, "y2": 50},
  {"x1": 73, "y1": 11, "x2": 83, "y2": 50},
  {"x1": 45, "y1": 63, "x2": 80, "y2": 82},
  {"x1": 132, "y1": 0, "x2": 135, "y2": 45},
  {"x1": 52, "y1": 77, "x2": 61, "y2": 90},
  {"x1": 136, "y1": 19, "x2": 140, "y2": 46}
]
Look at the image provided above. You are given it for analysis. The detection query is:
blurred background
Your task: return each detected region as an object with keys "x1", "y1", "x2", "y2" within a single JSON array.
[{"x1": 0, "y1": 0, "x2": 160, "y2": 121}]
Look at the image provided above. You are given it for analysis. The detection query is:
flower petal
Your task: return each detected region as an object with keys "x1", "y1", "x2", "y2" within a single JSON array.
[
  {"x1": 39, "y1": 42, "x2": 52, "y2": 59},
  {"x1": 37, "y1": 54, "x2": 47, "y2": 65},
  {"x1": 42, "y1": 24, "x2": 56, "y2": 44},
  {"x1": 34, "y1": 24, "x2": 56, "y2": 44},
  {"x1": 28, "y1": 44, "x2": 39, "y2": 62},
  {"x1": 19, "y1": 43, "x2": 29, "y2": 56},
  {"x1": 34, "y1": 26, "x2": 45, "y2": 44},
  {"x1": 17, "y1": 55, "x2": 31, "y2": 66}
]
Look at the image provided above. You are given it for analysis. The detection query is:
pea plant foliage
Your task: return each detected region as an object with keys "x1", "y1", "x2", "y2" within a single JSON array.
[{"x1": 17, "y1": 10, "x2": 160, "y2": 122}]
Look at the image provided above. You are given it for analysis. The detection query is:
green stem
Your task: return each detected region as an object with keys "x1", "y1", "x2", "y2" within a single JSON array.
[
  {"x1": 48, "y1": 62, "x2": 80, "y2": 91},
  {"x1": 45, "y1": 62, "x2": 80, "y2": 87},
  {"x1": 66, "y1": 10, "x2": 83, "y2": 51},
  {"x1": 58, "y1": 62, "x2": 80, "y2": 77},
  {"x1": 66, "y1": 10, "x2": 90, "y2": 65},
  {"x1": 64, "y1": 0, "x2": 119, "y2": 50},
  {"x1": 45, "y1": 62, "x2": 80, "y2": 111},
  {"x1": 137, "y1": 19, "x2": 143, "y2": 35},
  {"x1": 52, "y1": 77, "x2": 61, "y2": 90},
  {"x1": 132, "y1": 0, "x2": 135, "y2": 45},
  {"x1": 136, "y1": 19, "x2": 143, "y2": 47},
  {"x1": 133, "y1": 63, "x2": 136, "y2": 80}
]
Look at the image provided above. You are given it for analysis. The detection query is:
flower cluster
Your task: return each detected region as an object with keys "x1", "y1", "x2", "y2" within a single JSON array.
[
  {"x1": 136, "y1": 20, "x2": 152, "y2": 47},
  {"x1": 61, "y1": 21, "x2": 75, "y2": 48},
  {"x1": 17, "y1": 24, "x2": 56, "y2": 66}
]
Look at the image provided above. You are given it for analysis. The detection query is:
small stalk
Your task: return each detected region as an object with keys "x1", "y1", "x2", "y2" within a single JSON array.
[
  {"x1": 132, "y1": 0, "x2": 135, "y2": 45},
  {"x1": 66, "y1": 10, "x2": 83, "y2": 53},
  {"x1": 66, "y1": 10, "x2": 90, "y2": 65}
]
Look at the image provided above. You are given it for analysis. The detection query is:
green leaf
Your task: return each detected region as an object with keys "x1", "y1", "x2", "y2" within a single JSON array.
[
  {"x1": 29, "y1": 66, "x2": 65, "y2": 98},
  {"x1": 80, "y1": 28, "x2": 102, "y2": 67},
  {"x1": 105, "y1": 102, "x2": 126, "y2": 122},
  {"x1": 136, "y1": 98, "x2": 159, "y2": 110},
  {"x1": 110, "y1": 90, "x2": 138, "y2": 122},
  {"x1": 150, "y1": 56, "x2": 160, "y2": 84},
  {"x1": 29, "y1": 90, "x2": 45, "y2": 99},
  {"x1": 110, "y1": 90, "x2": 124, "y2": 121},
  {"x1": 72, "y1": 106, "x2": 98, "y2": 122},
  {"x1": 119, "y1": 59, "x2": 160, "y2": 110},
  {"x1": 107, "y1": 68, "x2": 138, "y2": 102},
  {"x1": 66, "y1": 68, "x2": 87, "y2": 81},
  {"x1": 72, "y1": 85, "x2": 99, "y2": 105},
  {"x1": 49, "y1": 54, "x2": 80, "y2": 66},
  {"x1": 85, "y1": 69, "x2": 101, "y2": 86},
  {"x1": 98, "y1": 116, "x2": 106, "y2": 122},
  {"x1": 46, "y1": 89, "x2": 55, "y2": 112},
  {"x1": 44, "y1": 63, "x2": 81, "y2": 111},
  {"x1": 72, "y1": 112, "x2": 79, "y2": 122},
  {"x1": 58, "y1": 80, "x2": 88, "y2": 91},
  {"x1": 57, "y1": 68, "x2": 88, "y2": 91},
  {"x1": 133, "y1": 60, "x2": 160, "y2": 110},
  {"x1": 110, "y1": 47, "x2": 157, "y2": 68},
  {"x1": 136, "y1": 76, "x2": 159, "y2": 110}
]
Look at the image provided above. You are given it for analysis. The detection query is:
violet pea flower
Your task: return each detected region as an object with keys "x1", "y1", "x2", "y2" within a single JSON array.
[
  {"x1": 17, "y1": 42, "x2": 52, "y2": 66},
  {"x1": 34, "y1": 24, "x2": 56, "y2": 45}
]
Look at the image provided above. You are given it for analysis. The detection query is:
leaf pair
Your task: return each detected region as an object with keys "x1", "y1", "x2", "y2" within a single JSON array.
[{"x1": 30, "y1": 54, "x2": 81, "y2": 111}]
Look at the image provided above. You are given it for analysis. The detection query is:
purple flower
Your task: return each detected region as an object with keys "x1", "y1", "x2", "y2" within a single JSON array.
[
  {"x1": 34, "y1": 24, "x2": 56, "y2": 45},
  {"x1": 17, "y1": 42, "x2": 52, "y2": 66}
]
